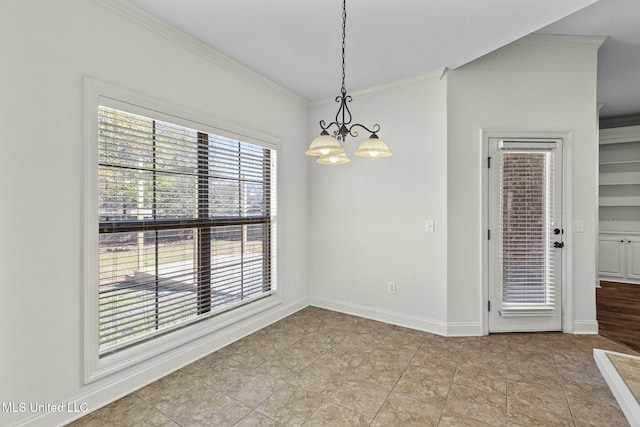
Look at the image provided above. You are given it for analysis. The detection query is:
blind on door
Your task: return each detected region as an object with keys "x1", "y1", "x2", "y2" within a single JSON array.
[{"x1": 496, "y1": 145, "x2": 556, "y2": 316}]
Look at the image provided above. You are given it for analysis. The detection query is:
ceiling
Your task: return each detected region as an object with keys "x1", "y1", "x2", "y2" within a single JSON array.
[{"x1": 129, "y1": 0, "x2": 640, "y2": 119}]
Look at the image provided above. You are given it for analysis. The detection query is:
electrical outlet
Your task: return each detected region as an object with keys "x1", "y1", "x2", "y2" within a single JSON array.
[
  {"x1": 388, "y1": 282, "x2": 396, "y2": 294},
  {"x1": 295, "y1": 274, "x2": 301, "y2": 285}
]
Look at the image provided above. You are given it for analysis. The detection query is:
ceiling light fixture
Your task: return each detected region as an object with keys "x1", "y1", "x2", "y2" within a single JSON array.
[{"x1": 306, "y1": 0, "x2": 392, "y2": 165}]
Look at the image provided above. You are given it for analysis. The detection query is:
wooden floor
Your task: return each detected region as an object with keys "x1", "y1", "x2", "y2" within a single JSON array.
[{"x1": 597, "y1": 280, "x2": 640, "y2": 352}]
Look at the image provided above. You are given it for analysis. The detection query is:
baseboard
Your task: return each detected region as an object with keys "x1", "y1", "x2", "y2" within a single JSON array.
[
  {"x1": 309, "y1": 295, "x2": 450, "y2": 336},
  {"x1": 16, "y1": 297, "x2": 309, "y2": 427},
  {"x1": 447, "y1": 321, "x2": 483, "y2": 336},
  {"x1": 573, "y1": 320, "x2": 599, "y2": 334}
]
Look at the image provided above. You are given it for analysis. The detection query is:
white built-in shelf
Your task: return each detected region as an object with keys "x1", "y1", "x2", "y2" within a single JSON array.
[
  {"x1": 600, "y1": 197, "x2": 640, "y2": 207},
  {"x1": 599, "y1": 171, "x2": 640, "y2": 185},
  {"x1": 600, "y1": 160, "x2": 640, "y2": 166},
  {"x1": 600, "y1": 181, "x2": 640, "y2": 186}
]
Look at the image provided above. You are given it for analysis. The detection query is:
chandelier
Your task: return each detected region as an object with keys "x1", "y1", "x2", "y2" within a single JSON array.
[{"x1": 306, "y1": 0, "x2": 392, "y2": 165}]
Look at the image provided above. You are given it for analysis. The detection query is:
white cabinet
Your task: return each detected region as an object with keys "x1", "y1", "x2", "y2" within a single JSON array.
[
  {"x1": 628, "y1": 236, "x2": 640, "y2": 280},
  {"x1": 598, "y1": 235, "x2": 625, "y2": 278},
  {"x1": 599, "y1": 234, "x2": 640, "y2": 284}
]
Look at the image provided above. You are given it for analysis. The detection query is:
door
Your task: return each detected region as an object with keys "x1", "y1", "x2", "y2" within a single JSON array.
[
  {"x1": 488, "y1": 138, "x2": 563, "y2": 332},
  {"x1": 598, "y1": 235, "x2": 625, "y2": 278}
]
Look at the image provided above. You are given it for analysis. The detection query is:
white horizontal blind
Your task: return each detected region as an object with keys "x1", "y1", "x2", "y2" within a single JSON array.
[
  {"x1": 97, "y1": 106, "x2": 273, "y2": 353},
  {"x1": 497, "y1": 147, "x2": 556, "y2": 316}
]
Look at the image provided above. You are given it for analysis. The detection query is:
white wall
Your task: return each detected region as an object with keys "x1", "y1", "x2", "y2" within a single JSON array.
[
  {"x1": 0, "y1": 1, "x2": 308, "y2": 425},
  {"x1": 307, "y1": 73, "x2": 449, "y2": 332},
  {"x1": 447, "y1": 35, "x2": 603, "y2": 333}
]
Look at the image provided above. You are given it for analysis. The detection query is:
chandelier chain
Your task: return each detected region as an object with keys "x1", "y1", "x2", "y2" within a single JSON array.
[{"x1": 341, "y1": 0, "x2": 347, "y2": 95}]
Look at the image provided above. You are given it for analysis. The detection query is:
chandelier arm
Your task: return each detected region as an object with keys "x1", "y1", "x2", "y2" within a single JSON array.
[
  {"x1": 335, "y1": 94, "x2": 353, "y2": 129},
  {"x1": 319, "y1": 119, "x2": 340, "y2": 134},
  {"x1": 348, "y1": 123, "x2": 381, "y2": 137}
]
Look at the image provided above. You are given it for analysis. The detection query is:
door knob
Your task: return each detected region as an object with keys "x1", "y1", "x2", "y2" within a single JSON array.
[{"x1": 554, "y1": 242, "x2": 564, "y2": 248}]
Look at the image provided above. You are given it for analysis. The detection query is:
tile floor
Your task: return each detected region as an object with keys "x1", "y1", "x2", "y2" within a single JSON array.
[{"x1": 71, "y1": 307, "x2": 638, "y2": 426}]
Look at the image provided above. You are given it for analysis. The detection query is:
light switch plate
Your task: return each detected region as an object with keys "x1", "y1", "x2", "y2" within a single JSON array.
[{"x1": 425, "y1": 219, "x2": 434, "y2": 232}]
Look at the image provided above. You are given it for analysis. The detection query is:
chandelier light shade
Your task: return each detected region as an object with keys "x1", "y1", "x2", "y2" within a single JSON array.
[
  {"x1": 317, "y1": 151, "x2": 351, "y2": 165},
  {"x1": 306, "y1": 0, "x2": 391, "y2": 165},
  {"x1": 354, "y1": 134, "x2": 392, "y2": 158},
  {"x1": 305, "y1": 130, "x2": 345, "y2": 157}
]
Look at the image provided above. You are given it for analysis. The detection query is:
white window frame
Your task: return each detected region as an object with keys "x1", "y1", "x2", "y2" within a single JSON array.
[{"x1": 83, "y1": 78, "x2": 279, "y2": 383}]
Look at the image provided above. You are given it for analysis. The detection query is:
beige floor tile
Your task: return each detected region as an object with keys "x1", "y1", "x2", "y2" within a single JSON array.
[
  {"x1": 507, "y1": 359, "x2": 562, "y2": 387},
  {"x1": 443, "y1": 384, "x2": 506, "y2": 426},
  {"x1": 73, "y1": 394, "x2": 141, "y2": 426},
  {"x1": 462, "y1": 335, "x2": 507, "y2": 354},
  {"x1": 226, "y1": 347, "x2": 274, "y2": 367},
  {"x1": 234, "y1": 410, "x2": 281, "y2": 426},
  {"x1": 393, "y1": 364, "x2": 452, "y2": 407},
  {"x1": 302, "y1": 329, "x2": 348, "y2": 349},
  {"x1": 508, "y1": 404, "x2": 574, "y2": 427},
  {"x1": 174, "y1": 392, "x2": 251, "y2": 427},
  {"x1": 458, "y1": 352, "x2": 506, "y2": 376},
  {"x1": 508, "y1": 347, "x2": 557, "y2": 364},
  {"x1": 268, "y1": 343, "x2": 321, "y2": 372},
  {"x1": 288, "y1": 361, "x2": 350, "y2": 394},
  {"x1": 553, "y1": 350, "x2": 597, "y2": 368},
  {"x1": 565, "y1": 387, "x2": 629, "y2": 426},
  {"x1": 194, "y1": 357, "x2": 252, "y2": 390},
  {"x1": 454, "y1": 363, "x2": 506, "y2": 395},
  {"x1": 411, "y1": 347, "x2": 460, "y2": 373},
  {"x1": 508, "y1": 395, "x2": 573, "y2": 426},
  {"x1": 438, "y1": 411, "x2": 493, "y2": 426},
  {"x1": 108, "y1": 400, "x2": 175, "y2": 426},
  {"x1": 421, "y1": 335, "x2": 465, "y2": 354},
  {"x1": 223, "y1": 371, "x2": 287, "y2": 408},
  {"x1": 351, "y1": 359, "x2": 406, "y2": 389},
  {"x1": 303, "y1": 401, "x2": 371, "y2": 427},
  {"x1": 134, "y1": 370, "x2": 200, "y2": 400},
  {"x1": 254, "y1": 384, "x2": 322, "y2": 426},
  {"x1": 370, "y1": 391, "x2": 441, "y2": 427},
  {"x1": 560, "y1": 363, "x2": 610, "y2": 389},
  {"x1": 142, "y1": 383, "x2": 215, "y2": 419},
  {"x1": 315, "y1": 348, "x2": 367, "y2": 370},
  {"x1": 367, "y1": 346, "x2": 414, "y2": 369},
  {"x1": 331, "y1": 332, "x2": 384, "y2": 353},
  {"x1": 507, "y1": 380, "x2": 570, "y2": 418},
  {"x1": 406, "y1": 357, "x2": 458, "y2": 382},
  {"x1": 326, "y1": 379, "x2": 391, "y2": 418},
  {"x1": 261, "y1": 331, "x2": 305, "y2": 351}
]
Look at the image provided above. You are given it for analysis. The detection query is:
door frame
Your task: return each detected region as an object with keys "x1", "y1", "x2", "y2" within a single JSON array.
[{"x1": 480, "y1": 129, "x2": 573, "y2": 335}]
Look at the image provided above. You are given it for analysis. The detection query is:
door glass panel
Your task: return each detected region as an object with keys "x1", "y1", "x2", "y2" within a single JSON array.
[{"x1": 498, "y1": 150, "x2": 555, "y2": 315}]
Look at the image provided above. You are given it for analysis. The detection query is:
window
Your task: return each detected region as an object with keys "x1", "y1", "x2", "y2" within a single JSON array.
[
  {"x1": 97, "y1": 106, "x2": 274, "y2": 353},
  {"x1": 84, "y1": 79, "x2": 277, "y2": 380}
]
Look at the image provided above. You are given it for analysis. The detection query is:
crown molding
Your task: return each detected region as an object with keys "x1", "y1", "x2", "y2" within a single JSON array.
[
  {"x1": 93, "y1": 0, "x2": 309, "y2": 108},
  {"x1": 515, "y1": 34, "x2": 607, "y2": 50},
  {"x1": 600, "y1": 115, "x2": 640, "y2": 129},
  {"x1": 309, "y1": 68, "x2": 447, "y2": 110}
]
